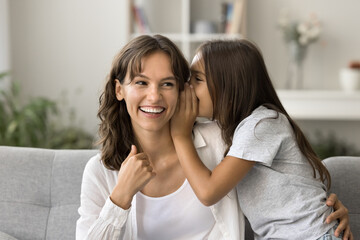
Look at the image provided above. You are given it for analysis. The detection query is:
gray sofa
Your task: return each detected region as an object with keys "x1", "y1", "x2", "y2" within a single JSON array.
[{"x1": 0, "y1": 146, "x2": 359, "y2": 240}]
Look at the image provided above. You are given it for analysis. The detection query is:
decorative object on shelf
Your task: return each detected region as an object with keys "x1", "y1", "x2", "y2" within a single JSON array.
[
  {"x1": 339, "y1": 61, "x2": 360, "y2": 92},
  {"x1": 131, "y1": 3, "x2": 151, "y2": 34},
  {"x1": 192, "y1": 20, "x2": 216, "y2": 34},
  {"x1": 220, "y1": 0, "x2": 246, "y2": 35},
  {"x1": 278, "y1": 11, "x2": 321, "y2": 89}
]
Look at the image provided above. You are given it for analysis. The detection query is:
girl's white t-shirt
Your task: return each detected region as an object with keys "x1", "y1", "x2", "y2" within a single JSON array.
[{"x1": 136, "y1": 179, "x2": 215, "y2": 240}]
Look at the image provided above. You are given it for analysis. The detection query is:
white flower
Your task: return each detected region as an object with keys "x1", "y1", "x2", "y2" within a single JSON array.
[
  {"x1": 297, "y1": 23, "x2": 308, "y2": 34},
  {"x1": 308, "y1": 26, "x2": 320, "y2": 39},
  {"x1": 278, "y1": 12, "x2": 321, "y2": 47}
]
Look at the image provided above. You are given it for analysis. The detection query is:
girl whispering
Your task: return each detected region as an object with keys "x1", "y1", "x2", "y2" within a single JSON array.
[{"x1": 170, "y1": 39, "x2": 352, "y2": 239}]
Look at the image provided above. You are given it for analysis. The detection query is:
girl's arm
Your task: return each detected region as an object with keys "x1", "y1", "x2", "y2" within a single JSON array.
[{"x1": 171, "y1": 84, "x2": 254, "y2": 206}]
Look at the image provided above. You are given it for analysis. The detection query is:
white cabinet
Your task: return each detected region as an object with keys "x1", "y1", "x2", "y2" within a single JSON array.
[
  {"x1": 277, "y1": 90, "x2": 360, "y2": 120},
  {"x1": 128, "y1": 0, "x2": 246, "y2": 60}
]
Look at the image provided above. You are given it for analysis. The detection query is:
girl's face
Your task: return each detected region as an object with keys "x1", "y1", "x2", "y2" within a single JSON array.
[
  {"x1": 190, "y1": 53, "x2": 213, "y2": 119},
  {"x1": 115, "y1": 51, "x2": 179, "y2": 133}
]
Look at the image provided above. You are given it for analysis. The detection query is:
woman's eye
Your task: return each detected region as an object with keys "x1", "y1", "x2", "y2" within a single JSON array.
[
  {"x1": 162, "y1": 82, "x2": 175, "y2": 87},
  {"x1": 135, "y1": 81, "x2": 147, "y2": 85}
]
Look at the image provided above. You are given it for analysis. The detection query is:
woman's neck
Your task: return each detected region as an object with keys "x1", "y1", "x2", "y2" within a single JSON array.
[
  {"x1": 134, "y1": 125, "x2": 176, "y2": 163},
  {"x1": 133, "y1": 125, "x2": 185, "y2": 197}
]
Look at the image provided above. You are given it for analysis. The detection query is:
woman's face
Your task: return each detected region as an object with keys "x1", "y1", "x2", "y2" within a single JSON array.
[
  {"x1": 115, "y1": 51, "x2": 179, "y2": 133},
  {"x1": 190, "y1": 53, "x2": 213, "y2": 119}
]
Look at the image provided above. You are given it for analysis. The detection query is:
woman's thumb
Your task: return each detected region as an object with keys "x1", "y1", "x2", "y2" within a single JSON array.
[{"x1": 129, "y1": 145, "x2": 137, "y2": 156}]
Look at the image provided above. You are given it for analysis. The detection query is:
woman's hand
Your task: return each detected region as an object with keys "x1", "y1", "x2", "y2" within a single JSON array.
[
  {"x1": 110, "y1": 145, "x2": 156, "y2": 209},
  {"x1": 171, "y1": 83, "x2": 198, "y2": 140},
  {"x1": 325, "y1": 193, "x2": 353, "y2": 240}
]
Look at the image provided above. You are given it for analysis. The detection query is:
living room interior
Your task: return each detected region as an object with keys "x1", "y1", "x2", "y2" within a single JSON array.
[
  {"x1": 0, "y1": 0, "x2": 360, "y2": 239},
  {"x1": 1, "y1": 0, "x2": 359, "y2": 156}
]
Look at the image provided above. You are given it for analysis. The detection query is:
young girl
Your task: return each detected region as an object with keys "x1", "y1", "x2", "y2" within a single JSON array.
[{"x1": 171, "y1": 39, "x2": 352, "y2": 239}]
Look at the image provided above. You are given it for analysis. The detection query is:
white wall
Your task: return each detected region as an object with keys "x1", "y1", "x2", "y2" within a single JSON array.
[
  {"x1": 247, "y1": 0, "x2": 360, "y2": 151},
  {"x1": 7, "y1": 0, "x2": 360, "y2": 152},
  {"x1": 8, "y1": 0, "x2": 129, "y2": 134},
  {"x1": 247, "y1": 0, "x2": 360, "y2": 90},
  {"x1": 0, "y1": 0, "x2": 11, "y2": 90}
]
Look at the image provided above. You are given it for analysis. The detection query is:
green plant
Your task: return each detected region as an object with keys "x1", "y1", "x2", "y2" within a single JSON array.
[
  {"x1": 310, "y1": 130, "x2": 360, "y2": 160},
  {"x1": 0, "y1": 72, "x2": 95, "y2": 149}
]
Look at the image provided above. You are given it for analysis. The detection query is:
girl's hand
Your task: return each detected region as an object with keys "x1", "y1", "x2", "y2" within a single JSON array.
[
  {"x1": 171, "y1": 83, "x2": 198, "y2": 140},
  {"x1": 110, "y1": 145, "x2": 156, "y2": 209},
  {"x1": 325, "y1": 193, "x2": 353, "y2": 240}
]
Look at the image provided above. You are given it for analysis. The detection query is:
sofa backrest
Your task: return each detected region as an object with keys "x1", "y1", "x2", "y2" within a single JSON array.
[
  {"x1": 1, "y1": 146, "x2": 359, "y2": 239},
  {"x1": 323, "y1": 156, "x2": 360, "y2": 237},
  {"x1": 0, "y1": 146, "x2": 98, "y2": 240}
]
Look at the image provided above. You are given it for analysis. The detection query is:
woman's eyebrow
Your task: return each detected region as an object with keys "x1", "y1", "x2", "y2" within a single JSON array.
[
  {"x1": 162, "y1": 76, "x2": 177, "y2": 81},
  {"x1": 134, "y1": 73, "x2": 150, "y2": 79},
  {"x1": 135, "y1": 74, "x2": 176, "y2": 81}
]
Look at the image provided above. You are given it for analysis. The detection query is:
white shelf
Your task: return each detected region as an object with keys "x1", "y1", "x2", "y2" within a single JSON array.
[
  {"x1": 277, "y1": 90, "x2": 360, "y2": 120},
  {"x1": 128, "y1": 0, "x2": 246, "y2": 60}
]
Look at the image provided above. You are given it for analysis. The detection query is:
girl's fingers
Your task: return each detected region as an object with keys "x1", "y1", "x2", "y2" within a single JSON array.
[
  {"x1": 189, "y1": 84, "x2": 198, "y2": 116},
  {"x1": 179, "y1": 86, "x2": 186, "y2": 113},
  {"x1": 185, "y1": 83, "x2": 192, "y2": 111}
]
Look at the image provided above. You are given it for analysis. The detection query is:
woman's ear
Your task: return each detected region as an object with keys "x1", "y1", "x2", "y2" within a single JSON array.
[{"x1": 115, "y1": 79, "x2": 124, "y2": 101}]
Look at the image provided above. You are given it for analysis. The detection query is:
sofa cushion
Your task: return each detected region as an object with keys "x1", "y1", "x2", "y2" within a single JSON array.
[
  {"x1": 0, "y1": 146, "x2": 98, "y2": 240},
  {"x1": 323, "y1": 156, "x2": 360, "y2": 238}
]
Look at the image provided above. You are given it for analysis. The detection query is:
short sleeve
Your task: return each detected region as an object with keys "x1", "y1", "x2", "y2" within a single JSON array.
[{"x1": 227, "y1": 109, "x2": 288, "y2": 167}]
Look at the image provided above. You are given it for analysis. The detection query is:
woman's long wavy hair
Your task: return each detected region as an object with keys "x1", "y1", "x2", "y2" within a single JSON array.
[
  {"x1": 197, "y1": 39, "x2": 331, "y2": 189},
  {"x1": 98, "y1": 35, "x2": 189, "y2": 170}
]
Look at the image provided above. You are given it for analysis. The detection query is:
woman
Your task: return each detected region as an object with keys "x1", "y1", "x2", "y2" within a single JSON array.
[{"x1": 76, "y1": 34, "x2": 351, "y2": 240}]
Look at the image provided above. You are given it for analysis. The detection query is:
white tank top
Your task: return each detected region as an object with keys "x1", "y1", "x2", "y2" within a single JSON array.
[{"x1": 136, "y1": 179, "x2": 215, "y2": 240}]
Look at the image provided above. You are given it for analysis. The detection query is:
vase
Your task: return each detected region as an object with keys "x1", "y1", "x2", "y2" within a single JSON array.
[{"x1": 286, "y1": 41, "x2": 307, "y2": 89}]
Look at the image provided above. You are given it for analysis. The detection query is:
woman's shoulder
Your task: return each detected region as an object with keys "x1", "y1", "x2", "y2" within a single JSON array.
[{"x1": 84, "y1": 153, "x2": 116, "y2": 178}]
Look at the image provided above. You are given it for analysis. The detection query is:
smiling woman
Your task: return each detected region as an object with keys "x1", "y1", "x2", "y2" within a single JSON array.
[{"x1": 76, "y1": 34, "x2": 245, "y2": 240}]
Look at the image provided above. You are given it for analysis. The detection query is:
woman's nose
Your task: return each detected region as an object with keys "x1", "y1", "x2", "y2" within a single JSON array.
[{"x1": 147, "y1": 86, "x2": 161, "y2": 102}]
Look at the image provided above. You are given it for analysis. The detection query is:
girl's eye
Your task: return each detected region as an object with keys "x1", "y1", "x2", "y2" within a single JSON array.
[{"x1": 191, "y1": 75, "x2": 203, "y2": 82}]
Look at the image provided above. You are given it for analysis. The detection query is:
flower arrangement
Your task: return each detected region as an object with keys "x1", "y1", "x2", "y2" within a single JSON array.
[{"x1": 278, "y1": 11, "x2": 321, "y2": 47}]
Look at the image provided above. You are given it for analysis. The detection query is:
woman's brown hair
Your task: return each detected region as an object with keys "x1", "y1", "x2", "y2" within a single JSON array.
[
  {"x1": 197, "y1": 39, "x2": 331, "y2": 189},
  {"x1": 97, "y1": 34, "x2": 189, "y2": 170}
]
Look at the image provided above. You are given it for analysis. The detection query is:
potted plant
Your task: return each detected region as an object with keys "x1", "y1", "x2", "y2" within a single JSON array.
[{"x1": 0, "y1": 72, "x2": 95, "y2": 149}]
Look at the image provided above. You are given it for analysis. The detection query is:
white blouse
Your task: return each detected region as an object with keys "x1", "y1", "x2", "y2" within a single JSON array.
[{"x1": 76, "y1": 121, "x2": 245, "y2": 240}]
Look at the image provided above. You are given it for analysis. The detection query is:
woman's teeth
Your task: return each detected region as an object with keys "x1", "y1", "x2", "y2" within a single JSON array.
[{"x1": 140, "y1": 107, "x2": 165, "y2": 114}]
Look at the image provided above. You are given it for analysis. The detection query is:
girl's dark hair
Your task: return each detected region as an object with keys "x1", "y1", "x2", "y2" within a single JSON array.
[
  {"x1": 197, "y1": 39, "x2": 331, "y2": 189},
  {"x1": 97, "y1": 34, "x2": 189, "y2": 170}
]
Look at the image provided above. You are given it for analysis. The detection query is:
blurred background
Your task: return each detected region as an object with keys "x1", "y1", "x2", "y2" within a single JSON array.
[{"x1": 1, "y1": 0, "x2": 359, "y2": 158}]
